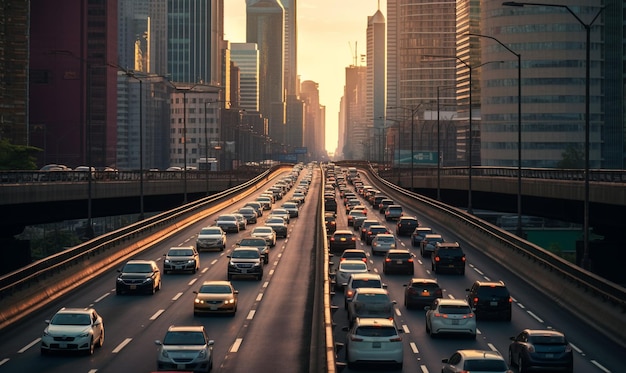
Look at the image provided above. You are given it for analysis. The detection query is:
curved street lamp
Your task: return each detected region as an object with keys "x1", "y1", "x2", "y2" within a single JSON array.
[{"x1": 502, "y1": 1, "x2": 605, "y2": 267}]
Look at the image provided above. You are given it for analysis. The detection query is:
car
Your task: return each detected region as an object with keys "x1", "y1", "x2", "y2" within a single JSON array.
[
  {"x1": 293, "y1": 191, "x2": 306, "y2": 204},
  {"x1": 215, "y1": 214, "x2": 240, "y2": 233},
  {"x1": 196, "y1": 226, "x2": 227, "y2": 251},
  {"x1": 347, "y1": 287, "x2": 396, "y2": 326},
  {"x1": 378, "y1": 198, "x2": 394, "y2": 213},
  {"x1": 382, "y1": 249, "x2": 415, "y2": 275},
  {"x1": 268, "y1": 208, "x2": 290, "y2": 224},
  {"x1": 432, "y1": 242, "x2": 466, "y2": 274},
  {"x1": 155, "y1": 325, "x2": 214, "y2": 372},
  {"x1": 345, "y1": 198, "x2": 361, "y2": 214},
  {"x1": 466, "y1": 280, "x2": 512, "y2": 321},
  {"x1": 335, "y1": 259, "x2": 369, "y2": 290},
  {"x1": 351, "y1": 212, "x2": 368, "y2": 231},
  {"x1": 420, "y1": 233, "x2": 444, "y2": 257},
  {"x1": 256, "y1": 196, "x2": 272, "y2": 210},
  {"x1": 264, "y1": 217, "x2": 288, "y2": 238},
  {"x1": 340, "y1": 249, "x2": 368, "y2": 263},
  {"x1": 441, "y1": 349, "x2": 512, "y2": 373},
  {"x1": 403, "y1": 278, "x2": 443, "y2": 309},
  {"x1": 237, "y1": 237, "x2": 270, "y2": 264},
  {"x1": 193, "y1": 280, "x2": 239, "y2": 316},
  {"x1": 384, "y1": 205, "x2": 404, "y2": 221},
  {"x1": 227, "y1": 248, "x2": 264, "y2": 281},
  {"x1": 372, "y1": 194, "x2": 389, "y2": 208},
  {"x1": 231, "y1": 212, "x2": 248, "y2": 230},
  {"x1": 238, "y1": 206, "x2": 258, "y2": 224},
  {"x1": 250, "y1": 226, "x2": 277, "y2": 247},
  {"x1": 425, "y1": 298, "x2": 476, "y2": 338},
  {"x1": 411, "y1": 227, "x2": 433, "y2": 247},
  {"x1": 244, "y1": 201, "x2": 264, "y2": 217},
  {"x1": 281, "y1": 202, "x2": 299, "y2": 218},
  {"x1": 163, "y1": 246, "x2": 199, "y2": 274},
  {"x1": 364, "y1": 225, "x2": 391, "y2": 245},
  {"x1": 359, "y1": 219, "x2": 379, "y2": 240},
  {"x1": 116, "y1": 260, "x2": 162, "y2": 295},
  {"x1": 329, "y1": 230, "x2": 357, "y2": 253},
  {"x1": 396, "y1": 216, "x2": 419, "y2": 236},
  {"x1": 344, "y1": 273, "x2": 385, "y2": 309},
  {"x1": 508, "y1": 329, "x2": 573, "y2": 372},
  {"x1": 324, "y1": 212, "x2": 337, "y2": 234},
  {"x1": 324, "y1": 195, "x2": 338, "y2": 212},
  {"x1": 40, "y1": 307, "x2": 104, "y2": 355},
  {"x1": 347, "y1": 209, "x2": 366, "y2": 227},
  {"x1": 371, "y1": 234, "x2": 397, "y2": 256},
  {"x1": 342, "y1": 318, "x2": 403, "y2": 370},
  {"x1": 351, "y1": 205, "x2": 368, "y2": 215}
]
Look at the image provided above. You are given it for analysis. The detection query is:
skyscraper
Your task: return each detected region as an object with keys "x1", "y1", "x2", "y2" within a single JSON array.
[
  {"x1": 230, "y1": 43, "x2": 260, "y2": 111},
  {"x1": 246, "y1": 0, "x2": 286, "y2": 148},
  {"x1": 367, "y1": 8, "x2": 387, "y2": 163}
]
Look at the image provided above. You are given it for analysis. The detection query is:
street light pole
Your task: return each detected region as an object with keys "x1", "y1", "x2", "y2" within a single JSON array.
[
  {"x1": 469, "y1": 32, "x2": 522, "y2": 236},
  {"x1": 502, "y1": 1, "x2": 604, "y2": 267}
]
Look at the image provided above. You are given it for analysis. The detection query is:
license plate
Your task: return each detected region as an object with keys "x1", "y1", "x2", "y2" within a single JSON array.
[
  {"x1": 490, "y1": 301, "x2": 498, "y2": 306},
  {"x1": 130, "y1": 285, "x2": 137, "y2": 290},
  {"x1": 396, "y1": 260, "x2": 403, "y2": 264},
  {"x1": 545, "y1": 353, "x2": 554, "y2": 358},
  {"x1": 242, "y1": 269, "x2": 248, "y2": 274},
  {"x1": 211, "y1": 306, "x2": 218, "y2": 310},
  {"x1": 422, "y1": 291, "x2": 431, "y2": 296},
  {"x1": 372, "y1": 342, "x2": 381, "y2": 348},
  {"x1": 175, "y1": 266, "x2": 182, "y2": 270},
  {"x1": 59, "y1": 343, "x2": 67, "y2": 349},
  {"x1": 452, "y1": 320, "x2": 459, "y2": 325},
  {"x1": 448, "y1": 264, "x2": 455, "y2": 267},
  {"x1": 340, "y1": 238, "x2": 346, "y2": 241},
  {"x1": 177, "y1": 364, "x2": 186, "y2": 369}
]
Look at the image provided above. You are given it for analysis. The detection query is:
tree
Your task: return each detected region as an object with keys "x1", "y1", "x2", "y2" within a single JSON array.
[
  {"x1": 556, "y1": 144, "x2": 584, "y2": 169},
  {"x1": 0, "y1": 139, "x2": 41, "y2": 170}
]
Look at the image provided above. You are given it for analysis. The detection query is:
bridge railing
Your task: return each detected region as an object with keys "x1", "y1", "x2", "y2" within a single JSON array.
[
  {"x1": 0, "y1": 165, "x2": 284, "y2": 302},
  {"x1": 364, "y1": 163, "x2": 626, "y2": 347}
]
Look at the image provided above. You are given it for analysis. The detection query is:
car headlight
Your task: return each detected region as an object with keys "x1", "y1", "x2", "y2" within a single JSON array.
[
  {"x1": 253, "y1": 262, "x2": 261, "y2": 267},
  {"x1": 225, "y1": 298, "x2": 234, "y2": 304},
  {"x1": 194, "y1": 298, "x2": 202, "y2": 304},
  {"x1": 188, "y1": 259, "x2": 196, "y2": 264},
  {"x1": 77, "y1": 332, "x2": 90, "y2": 338},
  {"x1": 144, "y1": 277, "x2": 154, "y2": 283},
  {"x1": 161, "y1": 349, "x2": 170, "y2": 358},
  {"x1": 116, "y1": 277, "x2": 124, "y2": 283},
  {"x1": 197, "y1": 349, "x2": 207, "y2": 359},
  {"x1": 164, "y1": 259, "x2": 171, "y2": 263}
]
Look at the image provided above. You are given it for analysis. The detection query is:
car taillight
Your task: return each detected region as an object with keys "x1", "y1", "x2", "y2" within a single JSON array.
[
  {"x1": 385, "y1": 258, "x2": 391, "y2": 262},
  {"x1": 461, "y1": 256, "x2": 466, "y2": 262},
  {"x1": 361, "y1": 258, "x2": 367, "y2": 262},
  {"x1": 346, "y1": 290, "x2": 354, "y2": 297},
  {"x1": 351, "y1": 237, "x2": 356, "y2": 241},
  {"x1": 389, "y1": 336, "x2": 402, "y2": 342},
  {"x1": 473, "y1": 297, "x2": 479, "y2": 304},
  {"x1": 408, "y1": 258, "x2": 414, "y2": 263},
  {"x1": 350, "y1": 336, "x2": 363, "y2": 342},
  {"x1": 434, "y1": 313, "x2": 449, "y2": 318},
  {"x1": 434, "y1": 256, "x2": 441, "y2": 262},
  {"x1": 330, "y1": 237, "x2": 335, "y2": 242}
]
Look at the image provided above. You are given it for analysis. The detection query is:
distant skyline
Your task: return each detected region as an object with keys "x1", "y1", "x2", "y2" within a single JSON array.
[{"x1": 224, "y1": 0, "x2": 386, "y2": 155}]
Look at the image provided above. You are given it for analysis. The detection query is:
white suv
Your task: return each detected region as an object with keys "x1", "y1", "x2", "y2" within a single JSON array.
[{"x1": 342, "y1": 318, "x2": 403, "y2": 370}]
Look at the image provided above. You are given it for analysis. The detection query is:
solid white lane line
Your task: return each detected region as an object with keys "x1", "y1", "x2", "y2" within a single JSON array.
[{"x1": 591, "y1": 360, "x2": 611, "y2": 372}]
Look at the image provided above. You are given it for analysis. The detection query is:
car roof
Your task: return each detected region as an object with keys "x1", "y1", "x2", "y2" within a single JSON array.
[
  {"x1": 409, "y1": 277, "x2": 438, "y2": 285},
  {"x1": 342, "y1": 249, "x2": 367, "y2": 255},
  {"x1": 55, "y1": 307, "x2": 94, "y2": 314},
  {"x1": 454, "y1": 349, "x2": 504, "y2": 360},
  {"x1": 374, "y1": 233, "x2": 394, "y2": 239},
  {"x1": 201, "y1": 280, "x2": 232, "y2": 287},
  {"x1": 334, "y1": 229, "x2": 354, "y2": 235},
  {"x1": 354, "y1": 287, "x2": 388, "y2": 295},
  {"x1": 349, "y1": 273, "x2": 382, "y2": 281},
  {"x1": 126, "y1": 259, "x2": 155, "y2": 265},
  {"x1": 437, "y1": 298, "x2": 470, "y2": 306},
  {"x1": 167, "y1": 325, "x2": 206, "y2": 333},
  {"x1": 424, "y1": 233, "x2": 442, "y2": 238}
]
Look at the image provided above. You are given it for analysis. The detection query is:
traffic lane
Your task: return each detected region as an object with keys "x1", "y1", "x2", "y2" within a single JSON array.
[
  {"x1": 356, "y1": 175, "x2": 619, "y2": 372},
  {"x1": 0, "y1": 172, "x2": 299, "y2": 372},
  {"x1": 219, "y1": 168, "x2": 320, "y2": 372}
]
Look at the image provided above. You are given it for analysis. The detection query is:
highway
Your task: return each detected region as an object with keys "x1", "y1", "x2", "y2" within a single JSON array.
[{"x1": 0, "y1": 163, "x2": 622, "y2": 373}]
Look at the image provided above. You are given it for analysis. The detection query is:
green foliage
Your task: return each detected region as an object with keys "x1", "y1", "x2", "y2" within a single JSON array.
[
  {"x1": 0, "y1": 139, "x2": 41, "y2": 170},
  {"x1": 556, "y1": 144, "x2": 584, "y2": 169}
]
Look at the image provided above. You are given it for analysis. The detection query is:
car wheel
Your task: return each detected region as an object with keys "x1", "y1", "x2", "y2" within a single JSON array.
[
  {"x1": 85, "y1": 339, "x2": 94, "y2": 355},
  {"x1": 97, "y1": 329, "x2": 104, "y2": 347}
]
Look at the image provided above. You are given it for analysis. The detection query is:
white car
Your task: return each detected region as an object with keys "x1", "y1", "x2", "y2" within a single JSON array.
[
  {"x1": 371, "y1": 233, "x2": 396, "y2": 255},
  {"x1": 441, "y1": 349, "x2": 512, "y2": 373},
  {"x1": 155, "y1": 325, "x2": 214, "y2": 372},
  {"x1": 425, "y1": 298, "x2": 476, "y2": 338},
  {"x1": 251, "y1": 226, "x2": 277, "y2": 247},
  {"x1": 268, "y1": 208, "x2": 290, "y2": 223},
  {"x1": 41, "y1": 307, "x2": 105, "y2": 355},
  {"x1": 196, "y1": 226, "x2": 227, "y2": 251},
  {"x1": 335, "y1": 260, "x2": 369, "y2": 291},
  {"x1": 281, "y1": 202, "x2": 300, "y2": 218},
  {"x1": 342, "y1": 318, "x2": 403, "y2": 370}
]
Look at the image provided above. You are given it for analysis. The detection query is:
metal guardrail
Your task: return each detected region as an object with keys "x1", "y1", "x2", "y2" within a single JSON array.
[
  {"x1": 0, "y1": 166, "x2": 283, "y2": 300},
  {"x1": 369, "y1": 164, "x2": 626, "y2": 308}
]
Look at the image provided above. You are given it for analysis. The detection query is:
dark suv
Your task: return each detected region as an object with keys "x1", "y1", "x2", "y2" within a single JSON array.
[
  {"x1": 396, "y1": 216, "x2": 419, "y2": 236},
  {"x1": 383, "y1": 249, "x2": 415, "y2": 275},
  {"x1": 324, "y1": 212, "x2": 337, "y2": 234},
  {"x1": 431, "y1": 242, "x2": 466, "y2": 274},
  {"x1": 466, "y1": 280, "x2": 512, "y2": 321}
]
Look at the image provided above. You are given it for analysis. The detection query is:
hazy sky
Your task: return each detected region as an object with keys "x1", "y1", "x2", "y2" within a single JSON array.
[{"x1": 224, "y1": 0, "x2": 386, "y2": 154}]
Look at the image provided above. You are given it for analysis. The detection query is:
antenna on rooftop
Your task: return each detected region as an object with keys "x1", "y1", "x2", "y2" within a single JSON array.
[{"x1": 348, "y1": 41, "x2": 358, "y2": 66}]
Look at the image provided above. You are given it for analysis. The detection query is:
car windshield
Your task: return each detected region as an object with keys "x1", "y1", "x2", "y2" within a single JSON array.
[
  {"x1": 377, "y1": 237, "x2": 395, "y2": 243},
  {"x1": 218, "y1": 216, "x2": 236, "y2": 221},
  {"x1": 352, "y1": 279, "x2": 382, "y2": 288},
  {"x1": 388, "y1": 253, "x2": 410, "y2": 259},
  {"x1": 355, "y1": 326, "x2": 397, "y2": 337},
  {"x1": 51, "y1": 313, "x2": 91, "y2": 326},
  {"x1": 478, "y1": 287, "x2": 509, "y2": 297},
  {"x1": 200, "y1": 228, "x2": 221, "y2": 235},
  {"x1": 199, "y1": 285, "x2": 232, "y2": 294},
  {"x1": 123, "y1": 263, "x2": 153, "y2": 273},
  {"x1": 463, "y1": 359, "x2": 508, "y2": 371},
  {"x1": 340, "y1": 262, "x2": 367, "y2": 271},
  {"x1": 232, "y1": 250, "x2": 259, "y2": 259},
  {"x1": 266, "y1": 218, "x2": 284, "y2": 224},
  {"x1": 356, "y1": 293, "x2": 390, "y2": 302},
  {"x1": 439, "y1": 305, "x2": 472, "y2": 314},
  {"x1": 253, "y1": 228, "x2": 273, "y2": 234},
  {"x1": 163, "y1": 331, "x2": 206, "y2": 346},
  {"x1": 529, "y1": 335, "x2": 567, "y2": 344},
  {"x1": 240, "y1": 239, "x2": 266, "y2": 246},
  {"x1": 168, "y1": 249, "x2": 194, "y2": 256}
]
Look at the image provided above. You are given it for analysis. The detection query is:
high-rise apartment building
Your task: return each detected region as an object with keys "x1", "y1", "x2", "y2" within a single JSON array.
[
  {"x1": 367, "y1": 8, "x2": 387, "y2": 163},
  {"x1": 246, "y1": 0, "x2": 286, "y2": 147},
  {"x1": 342, "y1": 65, "x2": 368, "y2": 160},
  {"x1": 230, "y1": 43, "x2": 260, "y2": 112},
  {"x1": 301, "y1": 80, "x2": 325, "y2": 160},
  {"x1": 29, "y1": 0, "x2": 118, "y2": 168}
]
